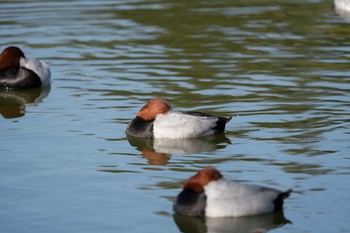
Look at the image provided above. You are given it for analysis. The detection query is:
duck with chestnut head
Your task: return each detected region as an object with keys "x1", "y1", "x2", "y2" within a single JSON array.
[
  {"x1": 126, "y1": 97, "x2": 232, "y2": 139},
  {"x1": 173, "y1": 167, "x2": 292, "y2": 217},
  {"x1": 0, "y1": 46, "x2": 51, "y2": 89}
]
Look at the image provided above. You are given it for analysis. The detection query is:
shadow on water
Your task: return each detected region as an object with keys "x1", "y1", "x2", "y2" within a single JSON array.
[
  {"x1": 127, "y1": 134, "x2": 231, "y2": 165},
  {"x1": 0, "y1": 85, "x2": 51, "y2": 119},
  {"x1": 173, "y1": 210, "x2": 290, "y2": 233}
]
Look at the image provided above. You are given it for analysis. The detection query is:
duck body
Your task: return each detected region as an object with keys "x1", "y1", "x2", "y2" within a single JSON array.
[
  {"x1": 334, "y1": 0, "x2": 350, "y2": 12},
  {"x1": 126, "y1": 98, "x2": 232, "y2": 139},
  {"x1": 0, "y1": 46, "x2": 50, "y2": 89},
  {"x1": 204, "y1": 179, "x2": 290, "y2": 217},
  {"x1": 173, "y1": 167, "x2": 291, "y2": 217}
]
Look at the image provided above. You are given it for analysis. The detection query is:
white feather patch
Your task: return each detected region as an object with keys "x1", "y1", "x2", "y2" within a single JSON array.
[
  {"x1": 334, "y1": 0, "x2": 350, "y2": 12},
  {"x1": 205, "y1": 179, "x2": 280, "y2": 217},
  {"x1": 20, "y1": 57, "x2": 51, "y2": 86},
  {"x1": 153, "y1": 112, "x2": 218, "y2": 138}
]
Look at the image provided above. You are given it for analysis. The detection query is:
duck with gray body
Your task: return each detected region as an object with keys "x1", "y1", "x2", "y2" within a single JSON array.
[
  {"x1": 173, "y1": 167, "x2": 292, "y2": 217},
  {"x1": 0, "y1": 46, "x2": 51, "y2": 89},
  {"x1": 126, "y1": 97, "x2": 232, "y2": 139}
]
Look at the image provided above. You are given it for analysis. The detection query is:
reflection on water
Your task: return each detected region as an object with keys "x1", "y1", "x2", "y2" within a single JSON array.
[
  {"x1": 1, "y1": 0, "x2": 350, "y2": 233},
  {"x1": 0, "y1": 85, "x2": 50, "y2": 118},
  {"x1": 127, "y1": 134, "x2": 231, "y2": 165},
  {"x1": 174, "y1": 210, "x2": 290, "y2": 233}
]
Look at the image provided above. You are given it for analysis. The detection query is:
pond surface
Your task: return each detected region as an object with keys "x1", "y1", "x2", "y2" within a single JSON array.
[{"x1": 1, "y1": 0, "x2": 350, "y2": 232}]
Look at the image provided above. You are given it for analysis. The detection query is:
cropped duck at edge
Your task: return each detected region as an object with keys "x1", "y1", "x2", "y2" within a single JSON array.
[
  {"x1": 126, "y1": 97, "x2": 232, "y2": 139},
  {"x1": 334, "y1": 0, "x2": 350, "y2": 12},
  {"x1": 173, "y1": 167, "x2": 292, "y2": 217},
  {"x1": 0, "y1": 46, "x2": 51, "y2": 89}
]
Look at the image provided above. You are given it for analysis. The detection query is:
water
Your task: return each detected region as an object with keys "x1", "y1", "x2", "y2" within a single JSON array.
[{"x1": 1, "y1": 0, "x2": 349, "y2": 232}]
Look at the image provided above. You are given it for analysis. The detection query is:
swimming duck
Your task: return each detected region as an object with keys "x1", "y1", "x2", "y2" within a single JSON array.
[
  {"x1": 173, "y1": 167, "x2": 292, "y2": 217},
  {"x1": 126, "y1": 97, "x2": 232, "y2": 138},
  {"x1": 0, "y1": 46, "x2": 51, "y2": 89},
  {"x1": 334, "y1": 0, "x2": 350, "y2": 12}
]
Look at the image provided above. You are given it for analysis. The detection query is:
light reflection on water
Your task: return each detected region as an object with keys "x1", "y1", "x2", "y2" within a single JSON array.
[
  {"x1": 173, "y1": 211, "x2": 290, "y2": 233},
  {"x1": 1, "y1": 0, "x2": 350, "y2": 233}
]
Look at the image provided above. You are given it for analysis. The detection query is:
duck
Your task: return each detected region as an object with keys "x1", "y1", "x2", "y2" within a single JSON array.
[
  {"x1": 173, "y1": 167, "x2": 292, "y2": 217},
  {"x1": 126, "y1": 97, "x2": 232, "y2": 139},
  {"x1": 334, "y1": 0, "x2": 350, "y2": 12},
  {"x1": 0, "y1": 46, "x2": 51, "y2": 89}
]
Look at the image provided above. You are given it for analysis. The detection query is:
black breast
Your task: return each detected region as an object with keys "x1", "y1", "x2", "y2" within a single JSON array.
[
  {"x1": 173, "y1": 188, "x2": 206, "y2": 217},
  {"x1": 126, "y1": 117, "x2": 154, "y2": 138},
  {"x1": 0, "y1": 67, "x2": 42, "y2": 89}
]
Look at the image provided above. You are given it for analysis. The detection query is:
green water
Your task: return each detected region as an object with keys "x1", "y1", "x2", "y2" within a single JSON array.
[{"x1": 1, "y1": 1, "x2": 349, "y2": 232}]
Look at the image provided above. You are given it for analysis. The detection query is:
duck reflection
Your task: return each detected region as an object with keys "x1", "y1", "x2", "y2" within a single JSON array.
[
  {"x1": 127, "y1": 134, "x2": 231, "y2": 165},
  {"x1": 173, "y1": 210, "x2": 290, "y2": 233},
  {"x1": 0, "y1": 85, "x2": 50, "y2": 118}
]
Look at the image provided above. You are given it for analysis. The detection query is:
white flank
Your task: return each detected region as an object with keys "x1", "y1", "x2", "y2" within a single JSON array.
[
  {"x1": 20, "y1": 57, "x2": 51, "y2": 86},
  {"x1": 204, "y1": 179, "x2": 281, "y2": 217},
  {"x1": 153, "y1": 112, "x2": 217, "y2": 138}
]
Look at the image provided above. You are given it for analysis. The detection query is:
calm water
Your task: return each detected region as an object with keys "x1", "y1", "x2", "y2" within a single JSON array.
[{"x1": 1, "y1": 0, "x2": 349, "y2": 232}]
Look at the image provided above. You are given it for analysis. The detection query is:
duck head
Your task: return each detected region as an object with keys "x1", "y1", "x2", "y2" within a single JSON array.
[
  {"x1": 0, "y1": 46, "x2": 25, "y2": 71},
  {"x1": 136, "y1": 97, "x2": 172, "y2": 121},
  {"x1": 184, "y1": 167, "x2": 223, "y2": 193}
]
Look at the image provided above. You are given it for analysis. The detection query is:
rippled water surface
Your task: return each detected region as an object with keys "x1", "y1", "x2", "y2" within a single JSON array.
[{"x1": 1, "y1": 1, "x2": 350, "y2": 232}]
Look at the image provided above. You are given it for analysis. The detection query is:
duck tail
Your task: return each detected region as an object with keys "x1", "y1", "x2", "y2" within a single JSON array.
[{"x1": 273, "y1": 189, "x2": 292, "y2": 211}]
